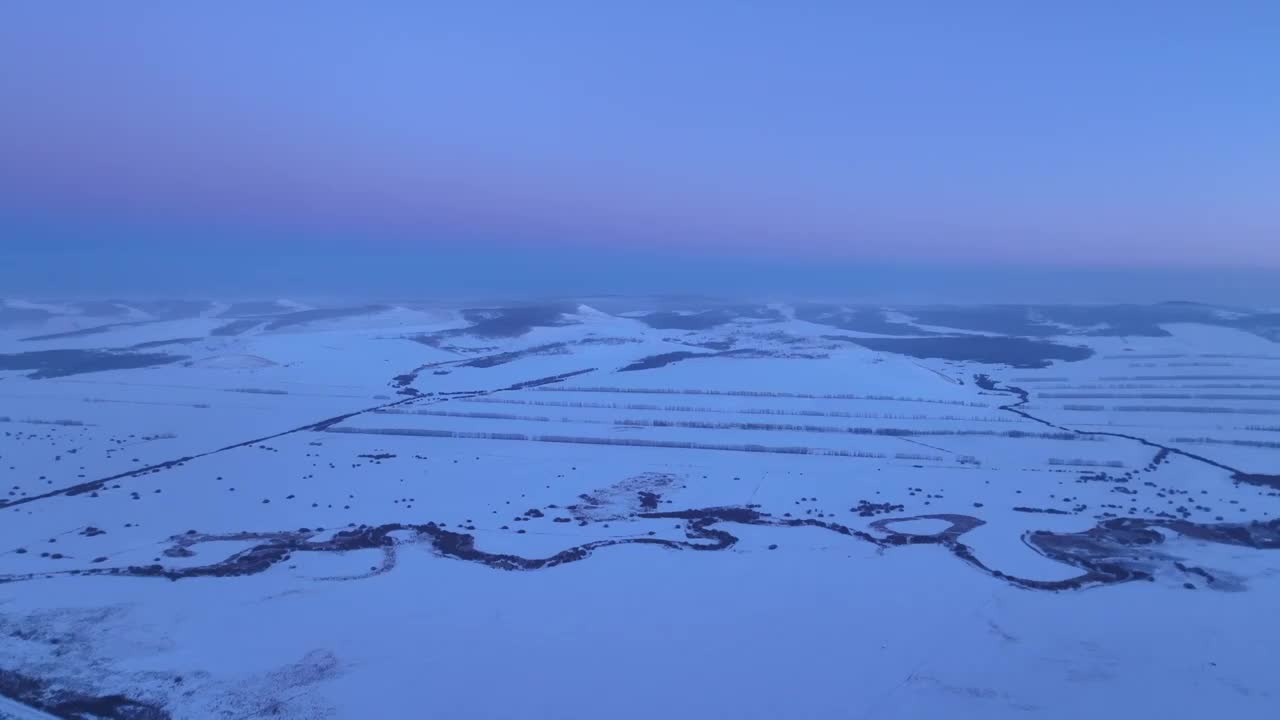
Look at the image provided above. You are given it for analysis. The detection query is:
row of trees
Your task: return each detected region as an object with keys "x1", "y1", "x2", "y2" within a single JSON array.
[
  {"x1": 894, "y1": 452, "x2": 944, "y2": 462},
  {"x1": 460, "y1": 396, "x2": 1012, "y2": 422},
  {"x1": 326, "y1": 426, "x2": 888, "y2": 458},
  {"x1": 1048, "y1": 458, "x2": 1125, "y2": 468},
  {"x1": 1039, "y1": 392, "x2": 1280, "y2": 401},
  {"x1": 534, "y1": 385, "x2": 988, "y2": 407},
  {"x1": 1035, "y1": 383, "x2": 1280, "y2": 390},
  {"x1": 1112, "y1": 406, "x2": 1280, "y2": 415},
  {"x1": 1171, "y1": 437, "x2": 1280, "y2": 449},
  {"x1": 373, "y1": 408, "x2": 1091, "y2": 440}
]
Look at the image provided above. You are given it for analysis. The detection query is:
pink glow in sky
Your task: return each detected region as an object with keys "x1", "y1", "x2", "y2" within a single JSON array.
[{"x1": 2, "y1": 3, "x2": 1277, "y2": 272}]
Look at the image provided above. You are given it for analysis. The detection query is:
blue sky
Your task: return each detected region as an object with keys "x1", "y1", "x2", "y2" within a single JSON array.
[{"x1": 1, "y1": 2, "x2": 1276, "y2": 299}]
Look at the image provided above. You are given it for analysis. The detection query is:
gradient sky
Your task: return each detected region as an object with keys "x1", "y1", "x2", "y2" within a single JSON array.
[{"x1": 1, "y1": 2, "x2": 1277, "y2": 300}]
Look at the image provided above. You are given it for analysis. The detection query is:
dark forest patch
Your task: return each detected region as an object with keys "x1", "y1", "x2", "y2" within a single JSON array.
[
  {"x1": 262, "y1": 305, "x2": 387, "y2": 331},
  {"x1": 125, "y1": 337, "x2": 203, "y2": 350},
  {"x1": 903, "y1": 306, "x2": 1062, "y2": 337},
  {"x1": 21, "y1": 321, "x2": 155, "y2": 342},
  {"x1": 636, "y1": 305, "x2": 783, "y2": 330},
  {"x1": 832, "y1": 335, "x2": 1092, "y2": 368},
  {"x1": 0, "y1": 349, "x2": 188, "y2": 379},
  {"x1": 459, "y1": 303, "x2": 581, "y2": 337},
  {"x1": 127, "y1": 300, "x2": 212, "y2": 320},
  {"x1": 460, "y1": 342, "x2": 570, "y2": 368},
  {"x1": 210, "y1": 319, "x2": 263, "y2": 337},
  {"x1": 0, "y1": 666, "x2": 171, "y2": 719},
  {"x1": 618, "y1": 348, "x2": 778, "y2": 372}
]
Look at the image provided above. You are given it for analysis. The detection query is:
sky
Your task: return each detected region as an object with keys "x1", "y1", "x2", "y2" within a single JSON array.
[{"x1": 0, "y1": 2, "x2": 1277, "y2": 301}]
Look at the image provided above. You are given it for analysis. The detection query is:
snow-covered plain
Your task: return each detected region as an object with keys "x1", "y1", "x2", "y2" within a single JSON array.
[{"x1": 1, "y1": 299, "x2": 1278, "y2": 719}]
